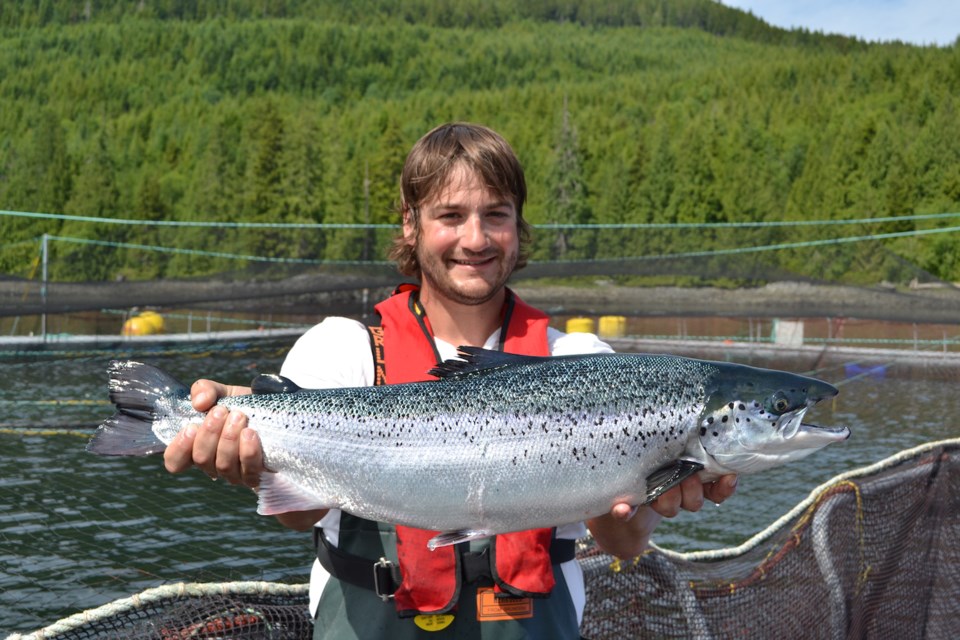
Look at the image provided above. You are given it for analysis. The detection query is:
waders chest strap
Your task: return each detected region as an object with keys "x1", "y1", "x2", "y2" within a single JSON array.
[{"x1": 313, "y1": 527, "x2": 576, "y2": 601}]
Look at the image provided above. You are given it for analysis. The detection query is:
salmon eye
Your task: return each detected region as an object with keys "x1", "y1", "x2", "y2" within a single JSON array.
[{"x1": 773, "y1": 398, "x2": 789, "y2": 412}]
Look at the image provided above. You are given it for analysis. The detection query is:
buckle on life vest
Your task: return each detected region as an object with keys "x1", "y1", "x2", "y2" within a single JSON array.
[{"x1": 373, "y1": 557, "x2": 396, "y2": 601}]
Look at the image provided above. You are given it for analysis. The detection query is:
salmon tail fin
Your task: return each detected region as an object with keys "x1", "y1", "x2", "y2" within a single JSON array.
[
  {"x1": 86, "y1": 414, "x2": 166, "y2": 456},
  {"x1": 86, "y1": 360, "x2": 191, "y2": 456}
]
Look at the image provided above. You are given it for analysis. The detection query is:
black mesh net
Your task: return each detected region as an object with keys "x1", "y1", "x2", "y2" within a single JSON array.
[
  {"x1": 4, "y1": 223, "x2": 960, "y2": 321},
  {"x1": 579, "y1": 440, "x2": 960, "y2": 639}
]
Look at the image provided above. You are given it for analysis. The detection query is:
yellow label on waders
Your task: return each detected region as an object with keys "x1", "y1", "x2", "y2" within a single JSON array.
[{"x1": 414, "y1": 614, "x2": 455, "y2": 631}]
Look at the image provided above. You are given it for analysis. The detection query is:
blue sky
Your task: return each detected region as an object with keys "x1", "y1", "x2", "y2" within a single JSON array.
[{"x1": 720, "y1": 0, "x2": 959, "y2": 46}]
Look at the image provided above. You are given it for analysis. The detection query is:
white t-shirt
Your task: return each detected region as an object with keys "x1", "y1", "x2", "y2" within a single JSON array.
[{"x1": 279, "y1": 316, "x2": 613, "y2": 622}]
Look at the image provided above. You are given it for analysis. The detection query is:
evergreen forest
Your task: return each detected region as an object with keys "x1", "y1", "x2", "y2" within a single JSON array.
[{"x1": 1, "y1": 0, "x2": 959, "y2": 284}]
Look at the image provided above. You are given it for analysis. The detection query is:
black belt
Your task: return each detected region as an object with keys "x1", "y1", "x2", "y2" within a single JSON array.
[{"x1": 314, "y1": 528, "x2": 577, "y2": 602}]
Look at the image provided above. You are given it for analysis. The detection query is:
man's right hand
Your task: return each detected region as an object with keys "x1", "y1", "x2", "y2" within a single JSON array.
[
  {"x1": 162, "y1": 379, "x2": 262, "y2": 488},
  {"x1": 162, "y1": 378, "x2": 328, "y2": 532}
]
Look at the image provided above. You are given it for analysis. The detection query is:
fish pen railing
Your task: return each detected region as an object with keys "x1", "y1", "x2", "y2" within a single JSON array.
[{"x1": 10, "y1": 438, "x2": 959, "y2": 640}]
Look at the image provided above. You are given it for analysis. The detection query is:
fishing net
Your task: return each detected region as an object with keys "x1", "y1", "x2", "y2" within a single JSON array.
[
  {"x1": 7, "y1": 583, "x2": 312, "y2": 640},
  {"x1": 581, "y1": 438, "x2": 960, "y2": 639},
  {"x1": 5, "y1": 220, "x2": 960, "y2": 322},
  {"x1": 11, "y1": 439, "x2": 958, "y2": 640}
]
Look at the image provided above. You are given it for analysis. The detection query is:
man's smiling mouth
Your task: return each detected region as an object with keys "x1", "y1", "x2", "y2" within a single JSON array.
[{"x1": 452, "y1": 256, "x2": 495, "y2": 266}]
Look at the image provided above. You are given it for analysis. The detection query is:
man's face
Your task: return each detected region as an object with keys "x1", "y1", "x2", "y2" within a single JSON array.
[{"x1": 405, "y1": 164, "x2": 520, "y2": 306}]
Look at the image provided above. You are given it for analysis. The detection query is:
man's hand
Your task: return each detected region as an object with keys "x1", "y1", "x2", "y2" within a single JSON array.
[
  {"x1": 162, "y1": 379, "x2": 328, "y2": 532},
  {"x1": 645, "y1": 473, "x2": 738, "y2": 519},
  {"x1": 162, "y1": 379, "x2": 262, "y2": 488},
  {"x1": 588, "y1": 474, "x2": 739, "y2": 559}
]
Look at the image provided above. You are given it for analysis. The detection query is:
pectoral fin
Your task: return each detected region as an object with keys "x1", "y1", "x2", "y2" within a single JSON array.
[
  {"x1": 427, "y1": 529, "x2": 493, "y2": 550},
  {"x1": 256, "y1": 472, "x2": 333, "y2": 515},
  {"x1": 644, "y1": 460, "x2": 705, "y2": 504}
]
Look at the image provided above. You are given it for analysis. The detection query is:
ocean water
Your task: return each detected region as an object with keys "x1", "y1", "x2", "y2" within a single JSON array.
[{"x1": 1, "y1": 344, "x2": 957, "y2": 634}]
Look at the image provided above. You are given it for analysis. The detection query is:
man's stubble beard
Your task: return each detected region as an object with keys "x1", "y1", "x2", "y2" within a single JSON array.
[{"x1": 416, "y1": 246, "x2": 518, "y2": 307}]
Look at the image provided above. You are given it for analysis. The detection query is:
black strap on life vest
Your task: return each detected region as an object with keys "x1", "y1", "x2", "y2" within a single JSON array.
[{"x1": 314, "y1": 526, "x2": 576, "y2": 602}]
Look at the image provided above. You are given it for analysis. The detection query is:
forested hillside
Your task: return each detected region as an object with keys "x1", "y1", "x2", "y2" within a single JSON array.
[{"x1": 1, "y1": 0, "x2": 958, "y2": 282}]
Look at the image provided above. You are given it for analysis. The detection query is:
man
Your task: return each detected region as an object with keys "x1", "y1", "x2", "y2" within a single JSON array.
[{"x1": 164, "y1": 122, "x2": 738, "y2": 638}]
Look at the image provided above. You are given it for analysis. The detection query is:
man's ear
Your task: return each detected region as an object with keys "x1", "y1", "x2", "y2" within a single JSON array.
[{"x1": 401, "y1": 205, "x2": 417, "y2": 245}]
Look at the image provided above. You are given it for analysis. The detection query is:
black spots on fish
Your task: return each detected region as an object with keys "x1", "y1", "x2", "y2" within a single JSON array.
[
  {"x1": 721, "y1": 416, "x2": 729, "y2": 423},
  {"x1": 699, "y1": 427, "x2": 707, "y2": 436},
  {"x1": 712, "y1": 431, "x2": 719, "y2": 437},
  {"x1": 728, "y1": 402, "x2": 735, "y2": 409}
]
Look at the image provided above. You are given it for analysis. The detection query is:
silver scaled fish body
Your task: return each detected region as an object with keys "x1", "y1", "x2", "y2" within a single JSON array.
[{"x1": 88, "y1": 347, "x2": 848, "y2": 549}]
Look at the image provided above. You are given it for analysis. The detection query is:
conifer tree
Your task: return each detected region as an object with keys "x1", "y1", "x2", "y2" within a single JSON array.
[{"x1": 547, "y1": 98, "x2": 592, "y2": 259}]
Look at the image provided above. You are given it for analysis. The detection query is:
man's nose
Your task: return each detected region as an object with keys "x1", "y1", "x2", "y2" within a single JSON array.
[{"x1": 460, "y1": 213, "x2": 490, "y2": 250}]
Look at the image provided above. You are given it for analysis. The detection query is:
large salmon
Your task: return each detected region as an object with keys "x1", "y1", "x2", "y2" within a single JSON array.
[{"x1": 87, "y1": 348, "x2": 848, "y2": 549}]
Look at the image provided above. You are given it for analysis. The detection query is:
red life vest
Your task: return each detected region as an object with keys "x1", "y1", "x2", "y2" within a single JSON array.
[{"x1": 373, "y1": 284, "x2": 558, "y2": 617}]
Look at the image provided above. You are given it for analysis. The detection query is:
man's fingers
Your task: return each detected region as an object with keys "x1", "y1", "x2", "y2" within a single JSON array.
[
  {"x1": 649, "y1": 486, "x2": 682, "y2": 518},
  {"x1": 215, "y1": 411, "x2": 246, "y2": 484},
  {"x1": 704, "y1": 474, "x2": 738, "y2": 505},
  {"x1": 163, "y1": 424, "x2": 198, "y2": 474},
  {"x1": 192, "y1": 405, "x2": 228, "y2": 477},
  {"x1": 678, "y1": 476, "x2": 705, "y2": 513},
  {"x1": 239, "y1": 428, "x2": 265, "y2": 488},
  {"x1": 646, "y1": 474, "x2": 741, "y2": 519},
  {"x1": 609, "y1": 503, "x2": 638, "y2": 521}
]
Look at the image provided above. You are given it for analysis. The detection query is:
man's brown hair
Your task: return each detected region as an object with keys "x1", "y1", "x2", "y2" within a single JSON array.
[{"x1": 389, "y1": 122, "x2": 532, "y2": 278}]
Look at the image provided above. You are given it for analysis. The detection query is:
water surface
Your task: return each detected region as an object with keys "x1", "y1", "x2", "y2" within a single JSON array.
[{"x1": 1, "y1": 346, "x2": 955, "y2": 633}]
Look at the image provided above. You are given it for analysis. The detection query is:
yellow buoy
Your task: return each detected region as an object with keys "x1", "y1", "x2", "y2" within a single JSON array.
[
  {"x1": 122, "y1": 311, "x2": 165, "y2": 336},
  {"x1": 122, "y1": 317, "x2": 148, "y2": 336},
  {"x1": 138, "y1": 310, "x2": 165, "y2": 333},
  {"x1": 598, "y1": 315, "x2": 627, "y2": 339},
  {"x1": 565, "y1": 317, "x2": 595, "y2": 334}
]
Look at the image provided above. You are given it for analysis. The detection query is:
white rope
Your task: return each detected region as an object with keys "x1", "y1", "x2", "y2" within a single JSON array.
[
  {"x1": 5, "y1": 581, "x2": 309, "y2": 640},
  {"x1": 652, "y1": 437, "x2": 960, "y2": 562}
]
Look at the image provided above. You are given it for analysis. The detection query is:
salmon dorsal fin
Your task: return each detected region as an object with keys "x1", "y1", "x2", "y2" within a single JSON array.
[{"x1": 427, "y1": 346, "x2": 547, "y2": 380}]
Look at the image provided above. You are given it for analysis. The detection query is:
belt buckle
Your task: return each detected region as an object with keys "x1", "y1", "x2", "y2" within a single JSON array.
[{"x1": 373, "y1": 557, "x2": 395, "y2": 602}]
